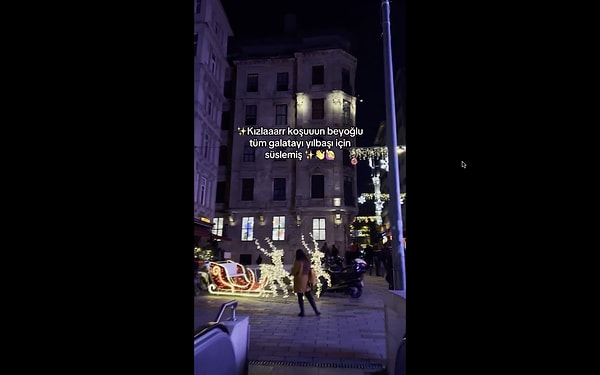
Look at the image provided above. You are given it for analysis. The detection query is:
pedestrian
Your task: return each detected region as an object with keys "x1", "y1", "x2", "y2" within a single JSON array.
[
  {"x1": 365, "y1": 244, "x2": 374, "y2": 275},
  {"x1": 373, "y1": 242, "x2": 383, "y2": 277},
  {"x1": 290, "y1": 249, "x2": 321, "y2": 317},
  {"x1": 331, "y1": 244, "x2": 339, "y2": 258},
  {"x1": 256, "y1": 254, "x2": 263, "y2": 265},
  {"x1": 320, "y1": 242, "x2": 329, "y2": 256}
]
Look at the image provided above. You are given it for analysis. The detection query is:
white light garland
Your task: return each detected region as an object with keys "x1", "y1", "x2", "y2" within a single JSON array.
[
  {"x1": 254, "y1": 238, "x2": 291, "y2": 298},
  {"x1": 349, "y1": 146, "x2": 388, "y2": 160},
  {"x1": 301, "y1": 233, "x2": 332, "y2": 298}
]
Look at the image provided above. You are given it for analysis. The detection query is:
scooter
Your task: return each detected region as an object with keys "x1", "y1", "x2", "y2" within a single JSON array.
[{"x1": 321, "y1": 258, "x2": 367, "y2": 298}]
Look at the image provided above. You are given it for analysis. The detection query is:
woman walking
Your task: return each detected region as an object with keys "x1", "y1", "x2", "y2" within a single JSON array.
[{"x1": 290, "y1": 249, "x2": 321, "y2": 317}]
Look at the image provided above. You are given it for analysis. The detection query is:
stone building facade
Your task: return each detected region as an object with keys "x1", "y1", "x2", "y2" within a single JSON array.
[
  {"x1": 194, "y1": 0, "x2": 233, "y2": 227},
  {"x1": 214, "y1": 36, "x2": 360, "y2": 264}
]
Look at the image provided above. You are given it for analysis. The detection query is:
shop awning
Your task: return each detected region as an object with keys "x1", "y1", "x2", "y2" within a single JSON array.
[{"x1": 194, "y1": 226, "x2": 214, "y2": 238}]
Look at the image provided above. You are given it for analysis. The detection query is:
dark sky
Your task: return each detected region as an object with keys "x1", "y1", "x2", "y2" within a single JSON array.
[{"x1": 221, "y1": 0, "x2": 405, "y2": 207}]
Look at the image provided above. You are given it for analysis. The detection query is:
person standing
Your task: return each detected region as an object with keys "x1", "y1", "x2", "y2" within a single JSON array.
[
  {"x1": 255, "y1": 254, "x2": 263, "y2": 280},
  {"x1": 331, "y1": 244, "x2": 339, "y2": 258},
  {"x1": 290, "y1": 249, "x2": 321, "y2": 317},
  {"x1": 320, "y1": 242, "x2": 330, "y2": 257}
]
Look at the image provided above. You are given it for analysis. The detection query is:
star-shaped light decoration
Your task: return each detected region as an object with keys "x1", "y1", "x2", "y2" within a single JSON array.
[{"x1": 357, "y1": 195, "x2": 366, "y2": 204}]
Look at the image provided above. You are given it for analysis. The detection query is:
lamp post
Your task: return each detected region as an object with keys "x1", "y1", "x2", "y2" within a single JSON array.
[{"x1": 381, "y1": 0, "x2": 405, "y2": 292}]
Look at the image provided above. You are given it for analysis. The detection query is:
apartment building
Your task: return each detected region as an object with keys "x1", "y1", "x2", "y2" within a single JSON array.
[
  {"x1": 214, "y1": 33, "x2": 360, "y2": 264},
  {"x1": 194, "y1": 0, "x2": 233, "y2": 239}
]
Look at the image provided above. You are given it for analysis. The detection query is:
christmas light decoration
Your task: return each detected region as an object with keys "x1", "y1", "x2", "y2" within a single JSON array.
[
  {"x1": 301, "y1": 233, "x2": 332, "y2": 298},
  {"x1": 254, "y1": 238, "x2": 291, "y2": 298},
  {"x1": 207, "y1": 260, "x2": 268, "y2": 297},
  {"x1": 348, "y1": 146, "x2": 389, "y2": 160},
  {"x1": 359, "y1": 193, "x2": 391, "y2": 201}
]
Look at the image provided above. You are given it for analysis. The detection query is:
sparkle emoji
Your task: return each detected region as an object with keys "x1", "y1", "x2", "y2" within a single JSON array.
[
  {"x1": 315, "y1": 149, "x2": 325, "y2": 160},
  {"x1": 326, "y1": 150, "x2": 335, "y2": 160}
]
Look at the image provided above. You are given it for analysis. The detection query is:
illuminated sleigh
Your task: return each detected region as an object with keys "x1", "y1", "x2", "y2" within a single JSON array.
[{"x1": 208, "y1": 260, "x2": 274, "y2": 297}]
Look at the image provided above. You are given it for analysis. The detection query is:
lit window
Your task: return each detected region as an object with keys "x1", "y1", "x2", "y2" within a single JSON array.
[
  {"x1": 241, "y1": 217, "x2": 254, "y2": 241},
  {"x1": 212, "y1": 217, "x2": 224, "y2": 237},
  {"x1": 272, "y1": 216, "x2": 285, "y2": 240},
  {"x1": 312, "y1": 218, "x2": 326, "y2": 241}
]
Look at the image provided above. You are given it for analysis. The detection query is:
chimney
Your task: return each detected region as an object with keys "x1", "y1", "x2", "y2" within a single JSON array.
[{"x1": 283, "y1": 13, "x2": 296, "y2": 33}]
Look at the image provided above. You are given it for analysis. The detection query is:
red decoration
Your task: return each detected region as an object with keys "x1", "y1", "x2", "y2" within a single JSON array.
[{"x1": 350, "y1": 157, "x2": 358, "y2": 165}]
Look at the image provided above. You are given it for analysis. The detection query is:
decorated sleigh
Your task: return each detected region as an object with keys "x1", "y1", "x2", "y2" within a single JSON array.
[{"x1": 207, "y1": 260, "x2": 274, "y2": 297}]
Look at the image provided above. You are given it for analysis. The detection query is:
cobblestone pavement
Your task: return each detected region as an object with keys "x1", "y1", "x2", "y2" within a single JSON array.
[{"x1": 195, "y1": 274, "x2": 392, "y2": 374}]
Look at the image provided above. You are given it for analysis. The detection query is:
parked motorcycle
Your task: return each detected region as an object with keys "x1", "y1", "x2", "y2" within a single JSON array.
[
  {"x1": 321, "y1": 258, "x2": 367, "y2": 298},
  {"x1": 324, "y1": 255, "x2": 345, "y2": 272}
]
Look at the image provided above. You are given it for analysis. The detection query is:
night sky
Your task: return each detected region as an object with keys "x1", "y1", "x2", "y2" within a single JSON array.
[{"x1": 221, "y1": 0, "x2": 405, "y2": 208}]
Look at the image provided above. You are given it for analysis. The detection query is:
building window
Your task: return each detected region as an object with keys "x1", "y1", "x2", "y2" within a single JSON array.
[
  {"x1": 311, "y1": 174, "x2": 325, "y2": 199},
  {"x1": 272, "y1": 216, "x2": 285, "y2": 241},
  {"x1": 215, "y1": 23, "x2": 221, "y2": 42},
  {"x1": 212, "y1": 217, "x2": 224, "y2": 237},
  {"x1": 200, "y1": 177, "x2": 207, "y2": 206},
  {"x1": 276, "y1": 72, "x2": 289, "y2": 91},
  {"x1": 243, "y1": 141, "x2": 255, "y2": 162},
  {"x1": 273, "y1": 178, "x2": 286, "y2": 201},
  {"x1": 245, "y1": 105, "x2": 257, "y2": 126},
  {"x1": 215, "y1": 181, "x2": 226, "y2": 203},
  {"x1": 219, "y1": 145, "x2": 227, "y2": 165},
  {"x1": 210, "y1": 52, "x2": 216, "y2": 74},
  {"x1": 207, "y1": 95, "x2": 213, "y2": 117},
  {"x1": 195, "y1": 0, "x2": 202, "y2": 14},
  {"x1": 241, "y1": 178, "x2": 254, "y2": 201},
  {"x1": 342, "y1": 68, "x2": 351, "y2": 93},
  {"x1": 221, "y1": 110, "x2": 230, "y2": 130},
  {"x1": 344, "y1": 176, "x2": 355, "y2": 207},
  {"x1": 312, "y1": 65, "x2": 324, "y2": 85},
  {"x1": 194, "y1": 173, "x2": 199, "y2": 203},
  {"x1": 246, "y1": 74, "x2": 258, "y2": 92},
  {"x1": 241, "y1": 217, "x2": 255, "y2": 241},
  {"x1": 312, "y1": 98, "x2": 324, "y2": 120},
  {"x1": 275, "y1": 104, "x2": 287, "y2": 125},
  {"x1": 194, "y1": 33, "x2": 198, "y2": 57},
  {"x1": 203, "y1": 134, "x2": 210, "y2": 160},
  {"x1": 342, "y1": 100, "x2": 351, "y2": 126},
  {"x1": 312, "y1": 218, "x2": 326, "y2": 241},
  {"x1": 224, "y1": 80, "x2": 233, "y2": 99}
]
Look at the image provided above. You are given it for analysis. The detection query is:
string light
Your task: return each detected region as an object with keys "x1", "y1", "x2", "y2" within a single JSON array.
[
  {"x1": 301, "y1": 233, "x2": 332, "y2": 298},
  {"x1": 254, "y1": 238, "x2": 291, "y2": 298},
  {"x1": 348, "y1": 146, "x2": 388, "y2": 160},
  {"x1": 358, "y1": 193, "x2": 405, "y2": 205}
]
